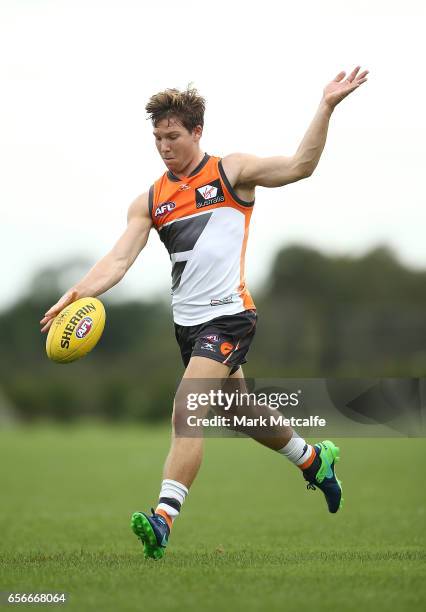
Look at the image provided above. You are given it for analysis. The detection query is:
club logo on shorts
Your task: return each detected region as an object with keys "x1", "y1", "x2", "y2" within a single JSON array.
[
  {"x1": 75, "y1": 316, "x2": 93, "y2": 339},
  {"x1": 196, "y1": 179, "x2": 225, "y2": 209},
  {"x1": 220, "y1": 341, "x2": 234, "y2": 356},
  {"x1": 155, "y1": 201, "x2": 176, "y2": 217}
]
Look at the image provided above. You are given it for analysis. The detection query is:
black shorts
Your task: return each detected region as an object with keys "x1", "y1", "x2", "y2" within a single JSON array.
[{"x1": 174, "y1": 309, "x2": 258, "y2": 375}]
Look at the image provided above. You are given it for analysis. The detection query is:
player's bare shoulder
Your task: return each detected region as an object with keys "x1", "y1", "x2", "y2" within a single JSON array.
[
  {"x1": 221, "y1": 153, "x2": 256, "y2": 203},
  {"x1": 127, "y1": 191, "x2": 153, "y2": 227},
  {"x1": 222, "y1": 151, "x2": 304, "y2": 189}
]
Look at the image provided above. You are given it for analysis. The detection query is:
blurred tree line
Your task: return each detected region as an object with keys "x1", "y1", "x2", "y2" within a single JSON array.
[{"x1": 0, "y1": 245, "x2": 425, "y2": 422}]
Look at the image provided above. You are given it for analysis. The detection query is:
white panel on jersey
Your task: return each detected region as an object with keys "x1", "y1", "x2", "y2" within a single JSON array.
[
  {"x1": 171, "y1": 251, "x2": 193, "y2": 263},
  {"x1": 172, "y1": 207, "x2": 247, "y2": 326}
]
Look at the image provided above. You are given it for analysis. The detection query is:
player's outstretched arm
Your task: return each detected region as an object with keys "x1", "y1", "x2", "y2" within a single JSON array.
[
  {"x1": 40, "y1": 192, "x2": 152, "y2": 333},
  {"x1": 224, "y1": 66, "x2": 369, "y2": 190}
]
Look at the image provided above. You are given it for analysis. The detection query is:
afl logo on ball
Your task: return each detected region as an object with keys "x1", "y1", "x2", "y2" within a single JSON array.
[{"x1": 75, "y1": 316, "x2": 93, "y2": 339}]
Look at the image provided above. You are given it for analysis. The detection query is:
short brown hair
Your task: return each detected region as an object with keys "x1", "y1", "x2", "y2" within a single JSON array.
[{"x1": 145, "y1": 86, "x2": 206, "y2": 132}]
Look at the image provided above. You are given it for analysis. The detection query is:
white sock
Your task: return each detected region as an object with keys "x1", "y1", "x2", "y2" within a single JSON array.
[
  {"x1": 156, "y1": 479, "x2": 188, "y2": 522},
  {"x1": 278, "y1": 433, "x2": 315, "y2": 467}
]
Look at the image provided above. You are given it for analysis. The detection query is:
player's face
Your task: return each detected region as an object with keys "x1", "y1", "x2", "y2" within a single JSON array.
[{"x1": 153, "y1": 117, "x2": 202, "y2": 174}]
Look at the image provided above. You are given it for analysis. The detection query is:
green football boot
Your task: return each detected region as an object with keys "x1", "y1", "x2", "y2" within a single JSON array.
[
  {"x1": 131, "y1": 508, "x2": 170, "y2": 560},
  {"x1": 302, "y1": 440, "x2": 343, "y2": 513}
]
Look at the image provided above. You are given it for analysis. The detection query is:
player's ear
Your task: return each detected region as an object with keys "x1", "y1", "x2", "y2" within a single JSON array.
[{"x1": 192, "y1": 125, "x2": 203, "y2": 142}]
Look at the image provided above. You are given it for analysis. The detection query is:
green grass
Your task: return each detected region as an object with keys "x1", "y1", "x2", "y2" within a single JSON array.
[{"x1": 0, "y1": 426, "x2": 425, "y2": 611}]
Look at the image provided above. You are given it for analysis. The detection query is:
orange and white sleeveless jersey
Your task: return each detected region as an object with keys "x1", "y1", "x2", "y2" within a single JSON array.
[{"x1": 149, "y1": 153, "x2": 256, "y2": 326}]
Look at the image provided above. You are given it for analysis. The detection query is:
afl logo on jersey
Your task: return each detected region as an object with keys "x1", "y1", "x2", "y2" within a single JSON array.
[
  {"x1": 155, "y1": 201, "x2": 176, "y2": 217},
  {"x1": 196, "y1": 179, "x2": 225, "y2": 209}
]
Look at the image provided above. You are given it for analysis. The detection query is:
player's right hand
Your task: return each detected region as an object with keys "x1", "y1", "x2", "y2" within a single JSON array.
[{"x1": 40, "y1": 289, "x2": 80, "y2": 334}]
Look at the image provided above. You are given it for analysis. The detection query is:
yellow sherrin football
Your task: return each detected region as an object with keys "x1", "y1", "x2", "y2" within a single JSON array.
[{"x1": 46, "y1": 297, "x2": 106, "y2": 363}]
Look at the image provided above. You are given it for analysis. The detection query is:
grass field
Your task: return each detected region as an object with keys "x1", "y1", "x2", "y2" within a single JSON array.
[{"x1": 0, "y1": 425, "x2": 425, "y2": 611}]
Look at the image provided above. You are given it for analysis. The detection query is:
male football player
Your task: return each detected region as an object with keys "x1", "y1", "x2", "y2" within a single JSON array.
[{"x1": 41, "y1": 66, "x2": 368, "y2": 559}]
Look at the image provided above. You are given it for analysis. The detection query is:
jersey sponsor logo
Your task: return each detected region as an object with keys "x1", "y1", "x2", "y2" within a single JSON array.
[
  {"x1": 75, "y1": 316, "x2": 93, "y2": 339},
  {"x1": 198, "y1": 184, "x2": 217, "y2": 199},
  {"x1": 155, "y1": 201, "x2": 176, "y2": 217},
  {"x1": 220, "y1": 341, "x2": 234, "y2": 356},
  {"x1": 196, "y1": 179, "x2": 225, "y2": 209}
]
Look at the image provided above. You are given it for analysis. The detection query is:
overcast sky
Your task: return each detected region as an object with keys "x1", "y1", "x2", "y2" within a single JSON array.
[{"x1": 1, "y1": 0, "x2": 425, "y2": 311}]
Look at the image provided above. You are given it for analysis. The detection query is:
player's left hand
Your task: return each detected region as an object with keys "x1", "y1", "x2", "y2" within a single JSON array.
[{"x1": 322, "y1": 66, "x2": 369, "y2": 109}]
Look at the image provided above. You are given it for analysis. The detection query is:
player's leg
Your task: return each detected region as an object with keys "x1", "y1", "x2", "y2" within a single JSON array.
[
  {"x1": 131, "y1": 356, "x2": 231, "y2": 559},
  {"x1": 162, "y1": 354, "x2": 231, "y2": 486},
  {"x1": 227, "y1": 366, "x2": 293, "y2": 449},
  {"x1": 228, "y1": 367, "x2": 343, "y2": 513}
]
